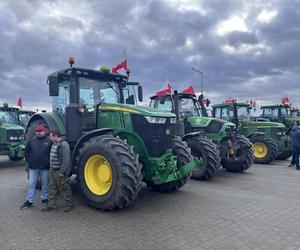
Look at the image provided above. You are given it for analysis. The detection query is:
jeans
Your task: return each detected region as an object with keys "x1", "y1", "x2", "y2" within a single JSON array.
[
  {"x1": 26, "y1": 169, "x2": 49, "y2": 203},
  {"x1": 291, "y1": 146, "x2": 300, "y2": 168}
]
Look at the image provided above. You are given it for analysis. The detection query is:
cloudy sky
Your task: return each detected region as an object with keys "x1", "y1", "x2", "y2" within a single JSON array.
[{"x1": 1, "y1": 0, "x2": 300, "y2": 112}]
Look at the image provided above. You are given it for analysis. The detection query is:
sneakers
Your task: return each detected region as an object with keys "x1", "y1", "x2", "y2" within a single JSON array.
[
  {"x1": 296, "y1": 166, "x2": 300, "y2": 170},
  {"x1": 64, "y1": 205, "x2": 74, "y2": 213},
  {"x1": 20, "y1": 201, "x2": 33, "y2": 210},
  {"x1": 41, "y1": 206, "x2": 57, "y2": 212},
  {"x1": 41, "y1": 199, "x2": 48, "y2": 205},
  {"x1": 288, "y1": 164, "x2": 294, "y2": 167}
]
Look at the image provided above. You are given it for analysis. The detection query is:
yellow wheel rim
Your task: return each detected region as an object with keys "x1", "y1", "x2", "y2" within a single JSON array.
[
  {"x1": 84, "y1": 155, "x2": 113, "y2": 195},
  {"x1": 253, "y1": 142, "x2": 268, "y2": 158}
]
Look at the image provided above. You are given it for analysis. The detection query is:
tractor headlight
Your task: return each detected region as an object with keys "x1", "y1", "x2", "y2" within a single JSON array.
[
  {"x1": 170, "y1": 117, "x2": 177, "y2": 124},
  {"x1": 10, "y1": 136, "x2": 18, "y2": 140},
  {"x1": 145, "y1": 116, "x2": 166, "y2": 124}
]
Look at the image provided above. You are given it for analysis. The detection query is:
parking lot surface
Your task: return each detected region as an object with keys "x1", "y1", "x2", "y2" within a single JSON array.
[{"x1": 1, "y1": 156, "x2": 300, "y2": 250}]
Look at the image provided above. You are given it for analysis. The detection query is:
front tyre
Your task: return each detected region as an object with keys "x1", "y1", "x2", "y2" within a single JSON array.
[
  {"x1": 77, "y1": 136, "x2": 143, "y2": 211},
  {"x1": 151, "y1": 136, "x2": 192, "y2": 193},
  {"x1": 222, "y1": 135, "x2": 253, "y2": 173},
  {"x1": 185, "y1": 136, "x2": 221, "y2": 180}
]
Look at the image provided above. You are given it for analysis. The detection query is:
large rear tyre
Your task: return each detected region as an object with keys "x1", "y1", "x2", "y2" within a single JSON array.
[
  {"x1": 151, "y1": 136, "x2": 192, "y2": 193},
  {"x1": 185, "y1": 136, "x2": 221, "y2": 180},
  {"x1": 77, "y1": 135, "x2": 143, "y2": 211},
  {"x1": 222, "y1": 135, "x2": 253, "y2": 172},
  {"x1": 249, "y1": 135, "x2": 277, "y2": 164}
]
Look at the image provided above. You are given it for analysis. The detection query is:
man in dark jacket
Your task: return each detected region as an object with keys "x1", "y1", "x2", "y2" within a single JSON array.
[
  {"x1": 42, "y1": 130, "x2": 73, "y2": 212},
  {"x1": 291, "y1": 121, "x2": 300, "y2": 170},
  {"x1": 20, "y1": 125, "x2": 52, "y2": 209}
]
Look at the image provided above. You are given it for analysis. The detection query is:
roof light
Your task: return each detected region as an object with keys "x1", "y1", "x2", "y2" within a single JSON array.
[{"x1": 69, "y1": 56, "x2": 75, "y2": 67}]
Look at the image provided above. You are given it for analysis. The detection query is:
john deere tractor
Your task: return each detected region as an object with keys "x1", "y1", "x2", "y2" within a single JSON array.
[
  {"x1": 259, "y1": 104, "x2": 300, "y2": 135},
  {"x1": 26, "y1": 61, "x2": 200, "y2": 211},
  {"x1": 0, "y1": 103, "x2": 25, "y2": 161},
  {"x1": 150, "y1": 92, "x2": 253, "y2": 174},
  {"x1": 212, "y1": 101, "x2": 292, "y2": 163}
]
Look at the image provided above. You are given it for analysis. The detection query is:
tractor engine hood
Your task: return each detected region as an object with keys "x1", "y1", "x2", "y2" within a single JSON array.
[
  {"x1": 99, "y1": 103, "x2": 176, "y2": 117},
  {"x1": 0, "y1": 123, "x2": 25, "y2": 131},
  {"x1": 243, "y1": 120, "x2": 285, "y2": 128},
  {"x1": 187, "y1": 116, "x2": 234, "y2": 128}
]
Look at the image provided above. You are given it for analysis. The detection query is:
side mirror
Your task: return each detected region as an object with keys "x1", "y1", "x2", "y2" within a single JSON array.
[
  {"x1": 48, "y1": 75, "x2": 59, "y2": 96},
  {"x1": 138, "y1": 86, "x2": 143, "y2": 102}
]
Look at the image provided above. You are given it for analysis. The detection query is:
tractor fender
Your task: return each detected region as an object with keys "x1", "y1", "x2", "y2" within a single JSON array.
[
  {"x1": 26, "y1": 113, "x2": 64, "y2": 134},
  {"x1": 71, "y1": 128, "x2": 150, "y2": 172},
  {"x1": 246, "y1": 132, "x2": 265, "y2": 139},
  {"x1": 71, "y1": 128, "x2": 115, "y2": 167},
  {"x1": 182, "y1": 131, "x2": 204, "y2": 141}
]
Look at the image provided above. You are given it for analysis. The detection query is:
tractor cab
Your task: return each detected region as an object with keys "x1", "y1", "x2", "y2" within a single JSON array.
[
  {"x1": 212, "y1": 100, "x2": 252, "y2": 127},
  {"x1": 149, "y1": 93, "x2": 203, "y2": 118},
  {"x1": 260, "y1": 104, "x2": 300, "y2": 134}
]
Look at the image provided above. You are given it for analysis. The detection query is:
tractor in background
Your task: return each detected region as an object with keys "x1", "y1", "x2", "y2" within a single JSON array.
[
  {"x1": 150, "y1": 92, "x2": 253, "y2": 174},
  {"x1": 26, "y1": 58, "x2": 200, "y2": 211},
  {"x1": 212, "y1": 100, "x2": 292, "y2": 163},
  {"x1": 259, "y1": 104, "x2": 300, "y2": 135},
  {"x1": 0, "y1": 103, "x2": 25, "y2": 161}
]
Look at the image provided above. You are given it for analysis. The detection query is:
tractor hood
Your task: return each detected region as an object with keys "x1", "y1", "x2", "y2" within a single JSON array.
[
  {"x1": 187, "y1": 116, "x2": 235, "y2": 128},
  {"x1": 0, "y1": 123, "x2": 24, "y2": 131},
  {"x1": 242, "y1": 120, "x2": 285, "y2": 128},
  {"x1": 99, "y1": 103, "x2": 176, "y2": 117}
]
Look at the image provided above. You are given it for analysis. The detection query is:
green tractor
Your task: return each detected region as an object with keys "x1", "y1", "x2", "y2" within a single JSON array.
[
  {"x1": 149, "y1": 92, "x2": 253, "y2": 174},
  {"x1": 26, "y1": 61, "x2": 200, "y2": 211},
  {"x1": 0, "y1": 103, "x2": 25, "y2": 161},
  {"x1": 212, "y1": 100, "x2": 292, "y2": 163},
  {"x1": 259, "y1": 104, "x2": 300, "y2": 135}
]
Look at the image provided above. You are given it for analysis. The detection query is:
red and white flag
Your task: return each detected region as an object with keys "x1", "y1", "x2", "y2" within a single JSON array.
[
  {"x1": 156, "y1": 84, "x2": 172, "y2": 97},
  {"x1": 17, "y1": 97, "x2": 22, "y2": 109},
  {"x1": 181, "y1": 86, "x2": 195, "y2": 95},
  {"x1": 112, "y1": 60, "x2": 130, "y2": 76}
]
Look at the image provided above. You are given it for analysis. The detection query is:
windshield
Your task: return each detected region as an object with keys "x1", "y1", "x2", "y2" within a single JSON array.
[
  {"x1": 236, "y1": 106, "x2": 250, "y2": 120},
  {"x1": 150, "y1": 98, "x2": 173, "y2": 111},
  {"x1": 179, "y1": 98, "x2": 201, "y2": 117},
  {"x1": 0, "y1": 110, "x2": 18, "y2": 124},
  {"x1": 280, "y1": 107, "x2": 289, "y2": 116},
  {"x1": 79, "y1": 77, "x2": 121, "y2": 112},
  {"x1": 263, "y1": 107, "x2": 279, "y2": 118}
]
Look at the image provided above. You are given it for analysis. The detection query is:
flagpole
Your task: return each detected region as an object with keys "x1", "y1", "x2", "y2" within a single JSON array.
[{"x1": 192, "y1": 68, "x2": 203, "y2": 95}]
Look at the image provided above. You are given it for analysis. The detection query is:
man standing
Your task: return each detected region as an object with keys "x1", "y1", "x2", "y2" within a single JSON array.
[
  {"x1": 43, "y1": 130, "x2": 73, "y2": 212},
  {"x1": 20, "y1": 125, "x2": 51, "y2": 209},
  {"x1": 291, "y1": 121, "x2": 300, "y2": 170}
]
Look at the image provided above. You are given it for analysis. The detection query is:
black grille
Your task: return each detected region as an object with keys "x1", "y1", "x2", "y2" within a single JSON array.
[
  {"x1": 6, "y1": 129, "x2": 24, "y2": 141},
  {"x1": 131, "y1": 115, "x2": 180, "y2": 157}
]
